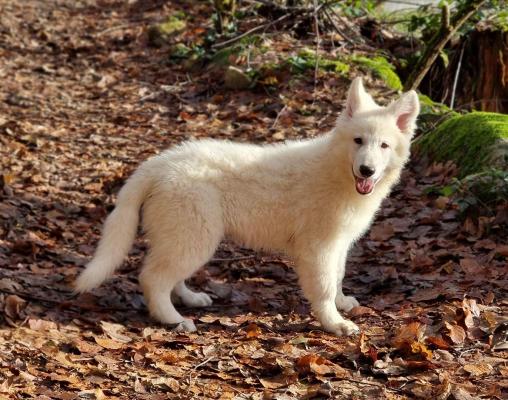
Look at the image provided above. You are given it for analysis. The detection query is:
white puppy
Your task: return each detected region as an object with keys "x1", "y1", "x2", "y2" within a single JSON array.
[{"x1": 76, "y1": 78, "x2": 419, "y2": 336}]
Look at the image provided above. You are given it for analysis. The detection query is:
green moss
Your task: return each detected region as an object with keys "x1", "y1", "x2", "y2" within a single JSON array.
[
  {"x1": 351, "y1": 56, "x2": 402, "y2": 91},
  {"x1": 147, "y1": 14, "x2": 187, "y2": 46},
  {"x1": 416, "y1": 112, "x2": 508, "y2": 177}
]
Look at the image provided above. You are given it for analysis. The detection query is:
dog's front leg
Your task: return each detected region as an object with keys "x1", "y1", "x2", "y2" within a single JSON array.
[
  {"x1": 335, "y1": 246, "x2": 360, "y2": 312},
  {"x1": 295, "y1": 253, "x2": 360, "y2": 336}
]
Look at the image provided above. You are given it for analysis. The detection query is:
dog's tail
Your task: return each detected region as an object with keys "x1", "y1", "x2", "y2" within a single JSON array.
[{"x1": 75, "y1": 167, "x2": 152, "y2": 293}]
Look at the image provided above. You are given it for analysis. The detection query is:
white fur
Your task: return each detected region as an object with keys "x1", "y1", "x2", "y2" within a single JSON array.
[{"x1": 75, "y1": 78, "x2": 419, "y2": 336}]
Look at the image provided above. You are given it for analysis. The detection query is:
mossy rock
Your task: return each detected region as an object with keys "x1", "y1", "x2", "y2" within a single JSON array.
[{"x1": 415, "y1": 112, "x2": 508, "y2": 177}]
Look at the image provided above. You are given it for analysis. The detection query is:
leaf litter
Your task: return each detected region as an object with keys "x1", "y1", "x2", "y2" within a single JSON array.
[{"x1": 0, "y1": 0, "x2": 507, "y2": 399}]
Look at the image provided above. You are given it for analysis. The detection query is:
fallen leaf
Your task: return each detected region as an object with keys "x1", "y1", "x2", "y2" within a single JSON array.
[
  {"x1": 491, "y1": 322, "x2": 508, "y2": 351},
  {"x1": 245, "y1": 323, "x2": 262, "y2": 338},
  {"x1": 496, "y1": 244, "x2": 508, "y2": 257},
  {"x1": 296, "y1": 354, "x2": 332, "y2": 376},
  {"x1": 463, "y1": 362, "x2": 493, "y2": 376},
  {"x1": 358, "y1": 332, "x2": 378, "y2": 363},
  {"x1": 459, "y1": 258, "x2": 482, "y2": 274},
  {"x1": 410, "y1": 342, "x2": 433, "y2": 360},
  {"x1": 393, "y1": 322, "x2": 426, "y2": 348},
  {"x1": 426, "y1": 336, "x2": 450, "y2": 350},
  {"x1": 28, "y1": 319, "x2": 58, "y2": 331},
  {"x1": 100, "y1": 321, "x2": 132, "y2": 343},
  {"x1": 349, "y1": 306, "x2": 376, "y2": 317},
  {"x1": 444, "y1": 322, "x2": 466, "y2": 345},
  {"x1": 94, "y1": 336, "x2": 124, "y2": 350},
  {"x1": 4, "y1": 294, "x2": 27, "y2": 320},
  {"x1": 369, "y1": 224, "x2": 395, "y2": 241},
  {"x1": 259, "y1": 373, "x2": 297, "y2": 389}
]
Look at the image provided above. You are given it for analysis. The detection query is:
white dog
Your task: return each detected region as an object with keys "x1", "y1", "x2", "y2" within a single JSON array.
[{"x1": 76, "y1": 78, "x2": 419, "y2": 336}]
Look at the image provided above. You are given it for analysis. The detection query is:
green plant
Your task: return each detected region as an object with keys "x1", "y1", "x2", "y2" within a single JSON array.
[
  {"x1": 287, "y1": 49, "x2": 350, "y2": 75},
  {"x1": 438, "y1": 169, "x2": 508, "y2": 217},
  {"x1": 351, "y1": 55, "x2": 402, "y2": 90}
]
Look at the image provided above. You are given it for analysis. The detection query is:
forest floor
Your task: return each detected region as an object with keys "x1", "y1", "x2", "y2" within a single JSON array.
[{"x1": 0, "y1": 1, "x2": 507, "y2": 399}]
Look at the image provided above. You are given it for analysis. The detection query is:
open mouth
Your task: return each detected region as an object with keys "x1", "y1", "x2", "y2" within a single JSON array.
[{"x1": 353, "y1": 170, "x2": 377, "y2": 195}]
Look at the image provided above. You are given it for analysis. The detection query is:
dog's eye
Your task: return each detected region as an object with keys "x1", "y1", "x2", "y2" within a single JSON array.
[
  {"x1": 354, "y1": 138, "x2": 363, "y2": 145},
  {"x1": 381, "y1": 142, "x2": 389, "y2": 149}
]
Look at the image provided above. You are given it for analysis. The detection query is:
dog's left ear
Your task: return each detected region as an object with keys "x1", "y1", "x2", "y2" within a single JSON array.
[
  {"x1": 345, "y1": 77, "x2": 379, "y2": 118},
  {"x1": 389, "y1": 90, "x2": 420, "y2": 134}
]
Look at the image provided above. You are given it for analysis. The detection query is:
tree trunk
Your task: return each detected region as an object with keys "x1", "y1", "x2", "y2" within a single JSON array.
[{"x1": 421, "y1": 27, "x2": 508, "y2": 113}]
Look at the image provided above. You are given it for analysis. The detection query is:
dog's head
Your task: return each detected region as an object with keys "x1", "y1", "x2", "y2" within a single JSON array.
[{"x1": 336, "y1": 78, "x2": 420, "y2": 195}]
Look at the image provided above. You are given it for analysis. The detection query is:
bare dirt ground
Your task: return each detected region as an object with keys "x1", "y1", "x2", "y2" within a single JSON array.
[{"x1": 0, "y1": 1, "x2": 507, "y2": 399}]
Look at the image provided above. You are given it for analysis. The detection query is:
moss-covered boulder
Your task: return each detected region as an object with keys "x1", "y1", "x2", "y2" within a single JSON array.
[{"x1": 415, "y1": 112, "x2": 508, "y2": 177}]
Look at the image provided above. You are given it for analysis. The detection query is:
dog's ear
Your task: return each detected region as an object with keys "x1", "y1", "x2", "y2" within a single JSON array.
[
  {"x1": 390, "y1": 90, "x2": 420, "y2": 134},
  {"x1": 345, "y1": 77, "x2": 378, "y2": 118}
]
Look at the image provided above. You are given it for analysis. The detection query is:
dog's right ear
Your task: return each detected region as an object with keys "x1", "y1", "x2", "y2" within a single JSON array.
[{"x1": 344, "y1": 77, "x2": 377, "y2": 118}]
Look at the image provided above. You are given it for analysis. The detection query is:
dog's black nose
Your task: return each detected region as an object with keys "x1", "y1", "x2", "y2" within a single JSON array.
[{"x1": 359, "y1": 165, "x2": 375, "y2": 177}]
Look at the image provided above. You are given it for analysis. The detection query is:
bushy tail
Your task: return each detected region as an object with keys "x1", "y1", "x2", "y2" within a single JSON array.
[{"x1": 75, "y1": 169, "x2": 151, "y2": 293}]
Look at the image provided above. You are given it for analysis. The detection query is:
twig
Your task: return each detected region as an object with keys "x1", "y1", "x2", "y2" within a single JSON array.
[
  {"x1": 271, "y1": 104, "x2": 288, "y2": 129},
  {"x1": 322, "y1": 7, "x2": 354, "y2": 46},
  {"x1": 193, "y1": 356, "x2": 215, "y2": 370},
  {"x1": 95, "y1": 23, "x2": 138, "y2": 37},
  {"x1": 212, "y1": 13, "x2": 293, "y2": 49},
  {"x1": 313, "y1": 0, "x2": 321, "y2": 98},
  {"x1": 450, "y1": 43, "x2": 465, "y2": 110}
]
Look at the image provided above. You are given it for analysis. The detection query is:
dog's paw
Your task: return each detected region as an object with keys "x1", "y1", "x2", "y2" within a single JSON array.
[
  {"x1": 181, "y1": 292, "x2": 213, "y2": 308},
  {"x1": 329, "y1": 319, "x2": 360, "y2": 336},
  {"x1": 335, "y1": 295, "x2": 360, "y2": 312},
  {"x1": 173, "y1": 318, "x2": 197, "y2": 332}
]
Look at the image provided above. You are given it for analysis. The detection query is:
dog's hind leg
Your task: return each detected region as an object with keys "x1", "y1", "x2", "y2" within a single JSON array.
[
  {"x1": 139, "y1": 255, "x2": 196, "y2": 331},
  {"x1": 140, "y1": 185, "x2": 223, "y2": 331},
  {"x1": 173, "y1": 281, "x2": 213, "y2": 308}
]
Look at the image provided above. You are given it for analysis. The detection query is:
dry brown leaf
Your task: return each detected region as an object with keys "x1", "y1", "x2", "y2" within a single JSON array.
[
  {"x1": 426, "y1": 336, "x2": 450, "y2": 350},
  {"x1": 259, "y1": 373, "x2": 297, "y2": 389},
  {"x1": 496, "y1": 244, "x2": 508, "y2": 257},
  {"x1": 410, "y1": 342, "x2": 433, "y2": 360},
  {"x1": 393, "y1": 322, "x2": 426, "y2": 348},
  {"x1": 94, "y1": 336, "x2": 124, "y2": 350},
  {"x1": 444, "y1": 322, "x2": 466, "y2": 345},
  {"x1": 463, "y1": 362, "x2": 493, "y2": 377},
  {"x1": 358, "y1": 332, "x2": 378, "y2": 363},
  {"x1": 245, "y1": 323, "x2": 262, "y2": 338},
  {"x1": 100, "y1": 321, "x2": 132, "y2": 343},
  {"x1": 296, "y1": 354, "x2": 332, "y2": 376},
  {"x1": 369, "y1": 224, "x2": 395, "y2": 241},
  {"x1": 349, "y1": 305, "x2": 376, "y2": 317},
  {"x1": 459, "y1": 258, "x2": 482, "y2": 274},
  {"x1": 28, "y1": 319, "x2": 57, "y2": 331},
  {"x1": 460, "y1": 298, "x2": 480, "y2": 329},
  {"x1": 4, "y1": 294, "x2": 26, "y2": 320}
]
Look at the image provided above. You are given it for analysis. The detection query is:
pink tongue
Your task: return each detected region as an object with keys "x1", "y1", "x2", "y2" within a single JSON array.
[{"x1": 355, "y1": 178, "x2": 374, "y2": 194}]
